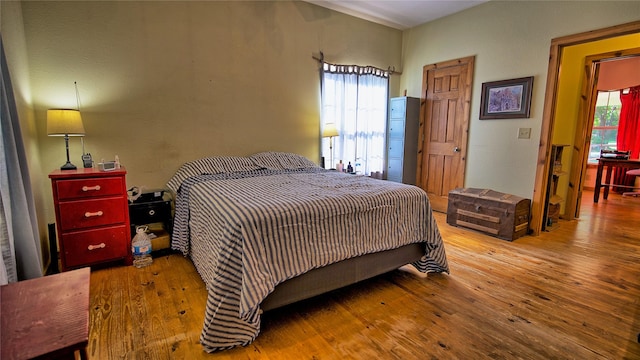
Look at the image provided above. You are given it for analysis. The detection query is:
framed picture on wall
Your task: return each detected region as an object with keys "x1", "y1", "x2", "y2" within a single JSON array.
[{"x1": 479, "y1": 76, "x2": 533, "y2": 119}]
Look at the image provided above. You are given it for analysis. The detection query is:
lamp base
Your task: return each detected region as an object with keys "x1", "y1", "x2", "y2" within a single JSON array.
[
  {"x1": 60, "y1": 161, "x2": 77, "y2": 171},
  {"x1": 60, "y1": 135, "x2": 77, "y2": 170}
]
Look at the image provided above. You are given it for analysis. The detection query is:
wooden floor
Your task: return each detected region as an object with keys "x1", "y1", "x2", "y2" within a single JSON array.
[{"x1": 88, "y1": 191, "x2": 640, "y2": 359}]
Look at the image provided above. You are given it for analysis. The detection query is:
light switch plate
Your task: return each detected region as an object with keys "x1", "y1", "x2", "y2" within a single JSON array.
[{"x1": 518, "y1": 127, "x2": 531, "y2": 139}]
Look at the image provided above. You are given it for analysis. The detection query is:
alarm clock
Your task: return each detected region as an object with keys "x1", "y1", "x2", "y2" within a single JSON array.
[{"x1": 98, "y1": 161, "x2": 117, "y2": 172}]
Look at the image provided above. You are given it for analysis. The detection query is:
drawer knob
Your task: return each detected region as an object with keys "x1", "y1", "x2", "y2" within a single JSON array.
[
  {"x1": 82, "y1": 185, "x2": 101, "y2": 192},
  {"x1": 84, "y1": 211, "x2": 104, "y2": 218},
  {"x1": 87, "y1": 243, "x2": 106, "y2": 251}
]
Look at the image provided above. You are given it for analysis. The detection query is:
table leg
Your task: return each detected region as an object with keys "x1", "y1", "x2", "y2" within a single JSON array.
[
  {"x1": 604, "y1": 165, "x2": 613, "y2": 200},
  {"x1": 594, "y1": 162, "x2": 604, "y2": 203}
]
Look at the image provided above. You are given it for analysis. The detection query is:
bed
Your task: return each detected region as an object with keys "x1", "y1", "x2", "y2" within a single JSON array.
[{"x1": 167, "y1": 152, "x2": 449, "y2": 352}]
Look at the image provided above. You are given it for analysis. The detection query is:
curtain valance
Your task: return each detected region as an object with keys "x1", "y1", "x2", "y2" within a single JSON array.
[{"x1": 322, "y1": 62, "x2": 389, "y2": 78}]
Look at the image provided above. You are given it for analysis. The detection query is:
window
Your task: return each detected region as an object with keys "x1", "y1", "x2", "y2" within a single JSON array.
[
  {"x1": 320, "y1": 63, "x2": 389, "y2": 175},
  {"x1": 588, "y1": 90, "x2": 621, "y2": 164}
]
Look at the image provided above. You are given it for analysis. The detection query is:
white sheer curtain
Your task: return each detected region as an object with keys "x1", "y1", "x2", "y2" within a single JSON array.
[
  {"x1": 321, "y1": 63, "x2": 389, "y2": 176},
  {"x1": 1, "y1": 37, "x2": 43, "y2": 284}
]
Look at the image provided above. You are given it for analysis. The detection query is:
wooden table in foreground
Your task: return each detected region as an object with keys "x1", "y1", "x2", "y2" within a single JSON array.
[
  {"x1": 1, "y1": 268, "x2": 90, "y2": 360},
  {"x1": 593, "y1": 158, "x2": 640, "y2": 203}
]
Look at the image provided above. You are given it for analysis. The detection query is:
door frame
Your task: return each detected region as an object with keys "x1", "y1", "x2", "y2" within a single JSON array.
[{"x1": 531, "y1": 20, "x2": 640, "y2": 235}]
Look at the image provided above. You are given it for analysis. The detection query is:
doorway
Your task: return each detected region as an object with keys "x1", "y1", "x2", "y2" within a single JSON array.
[
  {"x1": 416, "y1": 56, "x2": 474, "y2": 213},
  {"x1": 531, "y1": 20, "x2": 640, "y2": 235},
  {"x1": 567, "y1": 50, "x2": 640, "y2": 220}
]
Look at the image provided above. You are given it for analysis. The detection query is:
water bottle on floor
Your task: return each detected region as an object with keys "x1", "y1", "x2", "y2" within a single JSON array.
[{"x1": 132, "y1": 225, "x2": 153, "y2": 268}]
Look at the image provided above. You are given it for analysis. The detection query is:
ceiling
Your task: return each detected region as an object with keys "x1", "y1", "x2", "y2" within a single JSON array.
[{"x1": 305, "y1": 0, "x2": 489, "y2": 30}]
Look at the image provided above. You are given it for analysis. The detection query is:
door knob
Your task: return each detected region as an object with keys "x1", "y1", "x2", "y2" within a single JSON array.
[{"x1": 453, "y1": 146, "x2": 461, "y2": 153}]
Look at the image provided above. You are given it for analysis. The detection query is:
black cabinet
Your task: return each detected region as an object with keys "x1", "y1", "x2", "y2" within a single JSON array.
[
  {"x1": 129, "y1": 190, "x2": 172, "y2": 252},
  {"x1": 129, "y1": 200, "x2": 172, "y2": 234}
]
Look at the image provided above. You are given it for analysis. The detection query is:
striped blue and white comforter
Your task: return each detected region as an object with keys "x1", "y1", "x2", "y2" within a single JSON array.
[{"x1": 171, "y1": 168, "x2": 449, "y2": 352}]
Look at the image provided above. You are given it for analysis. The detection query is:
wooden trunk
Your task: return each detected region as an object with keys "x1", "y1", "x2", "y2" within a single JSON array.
[{"x1": 446, "y1": 188, "x2": 531, "y2": 241}]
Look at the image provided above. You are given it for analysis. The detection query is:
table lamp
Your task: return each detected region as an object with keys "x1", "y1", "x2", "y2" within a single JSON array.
[
  {"x1": 322, "y1": 122, "x2": 339, "y2": 169},
  {"x1": 47, "y1": 109, "x2": 85, "y2": 170}
]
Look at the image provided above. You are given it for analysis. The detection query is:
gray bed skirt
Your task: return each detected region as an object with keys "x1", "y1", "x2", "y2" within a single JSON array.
[{"x1": 261, "y1": 242, "x2": 426, "y2": 311}]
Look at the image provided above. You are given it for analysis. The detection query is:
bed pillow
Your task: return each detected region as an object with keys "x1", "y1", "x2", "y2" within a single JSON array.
[
  {"x1": 166, "y1": 156, "x2": 262, "y2": 192},
  {"x1": 249, "y1": 151, "x2": 319, "y2": 170}
]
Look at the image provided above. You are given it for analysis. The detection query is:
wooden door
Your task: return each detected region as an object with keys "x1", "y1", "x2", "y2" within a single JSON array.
[
  {"x1": 416, "y1": 56, "x2": 474, "y2": 213},
  {"x1": 566, "y1": 56, "x2": 600, "y2": 220}
]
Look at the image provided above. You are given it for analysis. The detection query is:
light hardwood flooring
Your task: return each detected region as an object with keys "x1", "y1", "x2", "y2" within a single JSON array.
[{"x1": 88, "y1": 190, "x2": 640, "y2": 359}]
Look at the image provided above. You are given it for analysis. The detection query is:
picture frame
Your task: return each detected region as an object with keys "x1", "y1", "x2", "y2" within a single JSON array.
[{"x1": 479, "y1": 76, "x2": 533, "y2": 119}]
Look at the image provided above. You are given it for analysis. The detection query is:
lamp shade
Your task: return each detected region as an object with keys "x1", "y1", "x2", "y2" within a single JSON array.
[
  {"x1": 47, "y1": 109, "x2": 85, "y2": 136},
  {"x1": 322, "y1": 123, "x2": 339, "y2": 138}
]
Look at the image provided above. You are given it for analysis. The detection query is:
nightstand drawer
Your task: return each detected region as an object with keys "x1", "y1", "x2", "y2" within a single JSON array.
[
  {"x1": 58, "y1": 198, "x2": 127, "y2": 231},
  {"x1": 62, "y1": 225, "x2": 129, "y2": 268},
  {"x1": 129, "y1": 200, "x2": 171, "y2": 225},
  {"x1": 56, "y1": 177, "x2": 124, "y2": 200}
]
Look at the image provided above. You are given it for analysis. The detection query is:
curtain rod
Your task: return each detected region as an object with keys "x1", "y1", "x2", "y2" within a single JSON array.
[{"x1": 312, "y1": 51, "x2": 402, "y2": 75}]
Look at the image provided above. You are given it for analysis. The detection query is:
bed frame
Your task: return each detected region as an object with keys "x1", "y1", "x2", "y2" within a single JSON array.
[{"x1": 261, "y1": 242, "x2": 425, "y2": 311}]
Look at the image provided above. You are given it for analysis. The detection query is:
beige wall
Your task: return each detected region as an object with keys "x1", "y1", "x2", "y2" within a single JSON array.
[
  {"x1": 16, "y1": 1, "x2": 402, "y2": 225},
  {"x1": 1, "y1": 1, "x2": 51, "y2": 269},
  {"x1": 6, "y1": 0, "x2": 640, "y2": 244},
  {"x1": 400, "y1": 1, "x2": 640, "y2": 199}
]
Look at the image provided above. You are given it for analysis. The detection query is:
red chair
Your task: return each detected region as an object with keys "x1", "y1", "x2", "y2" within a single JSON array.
[{"x1": 622, "y1": 168, "x2": 640, "y2": 197}]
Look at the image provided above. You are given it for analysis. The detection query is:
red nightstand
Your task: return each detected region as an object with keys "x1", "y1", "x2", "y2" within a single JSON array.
[{"x1": 49, "y1": 167, "x2": 132, "y2": 271}]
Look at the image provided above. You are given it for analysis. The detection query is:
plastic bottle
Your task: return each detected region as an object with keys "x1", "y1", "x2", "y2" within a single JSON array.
[
  {"x1": 131, "y1": 226, "x2": 153, "y2": 268},
  {"x1": 347, "y1": 162, "x2": 353, "y2": 173},
  {"x1": 336, "y1": 160, "x2": 344, "y2": 172}
]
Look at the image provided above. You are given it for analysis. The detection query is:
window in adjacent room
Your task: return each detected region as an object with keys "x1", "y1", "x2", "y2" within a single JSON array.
[
  {"x1": 320, "y1": 63, "x2": 389, "y2": 175},
  {"x1": 588, "y1": 90, "x2": 621, "y2": 164}
]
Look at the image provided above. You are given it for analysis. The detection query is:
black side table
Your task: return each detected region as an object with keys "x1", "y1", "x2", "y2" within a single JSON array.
[{"x1": 129, "y1": 190, "x2": 173, "y2": 252}]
